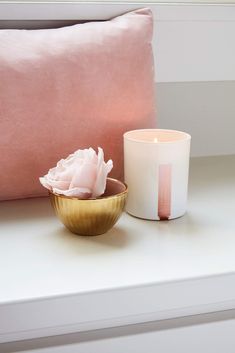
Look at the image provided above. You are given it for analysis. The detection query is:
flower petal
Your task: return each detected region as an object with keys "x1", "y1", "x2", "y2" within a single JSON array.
[
  {"x1": 39, "y1": 147, "x2": 113, "y2": 199},
  {"x1": 53, "y1": 186, "x2": 92, "y2": 199},
  {"x1": 92, "y1": 148, "x2": 113, "y2": 198}
]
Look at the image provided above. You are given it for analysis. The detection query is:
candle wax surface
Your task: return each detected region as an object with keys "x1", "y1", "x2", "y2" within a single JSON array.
[{"x1": 124, "y1": 129, "x2": 190, "y2": 143}]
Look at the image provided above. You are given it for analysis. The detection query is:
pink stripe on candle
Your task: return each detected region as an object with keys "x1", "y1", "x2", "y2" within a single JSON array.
[{"x1": 158, "y1": 164, "x2": 172, "y2": 220}]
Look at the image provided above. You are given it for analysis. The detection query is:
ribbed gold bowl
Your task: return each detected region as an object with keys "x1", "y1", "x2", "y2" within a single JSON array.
[{"x1": 50, "y1": 178, "x2": 128, "y2": 236}]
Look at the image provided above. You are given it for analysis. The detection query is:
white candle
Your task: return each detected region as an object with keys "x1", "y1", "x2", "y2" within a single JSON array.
[{"x1": 124, "y1": 129, "x2": 191, "y2": 220}]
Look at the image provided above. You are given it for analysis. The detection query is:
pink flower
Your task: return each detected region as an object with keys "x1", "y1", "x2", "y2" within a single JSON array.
[{"x1": 39, "y1": 148, "x2": 113, "y2": 199}]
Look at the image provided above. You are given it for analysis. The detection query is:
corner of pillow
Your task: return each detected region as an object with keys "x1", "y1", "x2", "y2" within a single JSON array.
[{"x1": 133, "y1": 7, "x2": 153, "y2": 19}]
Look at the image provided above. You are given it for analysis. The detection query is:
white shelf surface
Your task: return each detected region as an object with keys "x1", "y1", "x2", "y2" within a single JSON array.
[{"x1": 1, "y1": 155, "x2": 235, "y2": 343}]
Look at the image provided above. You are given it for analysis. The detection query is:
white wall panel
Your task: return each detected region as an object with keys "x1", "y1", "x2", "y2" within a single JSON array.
[
  {"x1": 3, "y1": 315, "x2": 235, "y2": 353},
  {"x1": 157, "y1": 81, "x2": 235, "y2": 156},
  {"x1": 154, "y1": 20, "x2": 235, "y2": 82}
]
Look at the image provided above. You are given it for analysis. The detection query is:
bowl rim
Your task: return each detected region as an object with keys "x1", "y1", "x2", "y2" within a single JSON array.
[{"x1": 49, "y1": 177, "x2": 128, "y2": 201}]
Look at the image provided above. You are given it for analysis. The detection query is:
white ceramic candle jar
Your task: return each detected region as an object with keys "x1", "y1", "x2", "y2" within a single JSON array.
[{"x1": 124, "y1": 129, "x2": 191, "y2": 220}]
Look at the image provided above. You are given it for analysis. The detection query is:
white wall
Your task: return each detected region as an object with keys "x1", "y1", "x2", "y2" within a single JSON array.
[{"x1": 157, "y1": 81, "x2": 235, "y2": 157}]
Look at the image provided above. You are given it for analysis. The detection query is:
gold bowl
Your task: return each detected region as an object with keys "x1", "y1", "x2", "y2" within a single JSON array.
[{"x1": 49, "y1": 178, "x2": 128, "y2": 236}]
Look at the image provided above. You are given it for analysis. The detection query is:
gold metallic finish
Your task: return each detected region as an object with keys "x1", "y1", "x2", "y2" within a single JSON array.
[{"x1": 49, "y1": 178, "x2": 128, "y2": 236}]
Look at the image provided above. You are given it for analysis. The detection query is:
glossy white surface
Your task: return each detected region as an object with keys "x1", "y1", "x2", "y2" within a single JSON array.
[{"x1": 1, "y1": 156, "x2": 235, "y2": 343}]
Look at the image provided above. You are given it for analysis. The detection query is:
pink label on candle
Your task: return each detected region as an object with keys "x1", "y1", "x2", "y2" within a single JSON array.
[{"x1": 158, "y1": 164, "x2": 172, "y2": 220}]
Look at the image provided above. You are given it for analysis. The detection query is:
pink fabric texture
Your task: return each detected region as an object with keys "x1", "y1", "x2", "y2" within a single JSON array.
[{"x1": 0, "y1": 8, "x2": 156, "y2": 200}]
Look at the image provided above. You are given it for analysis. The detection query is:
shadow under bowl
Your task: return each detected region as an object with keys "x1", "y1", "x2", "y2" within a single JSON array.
[{"x1": 49, "y1": 178, "x2": 128, "y2": 236}]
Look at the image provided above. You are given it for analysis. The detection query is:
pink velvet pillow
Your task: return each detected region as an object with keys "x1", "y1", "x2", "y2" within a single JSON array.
[{"x1": 0, "y1": 8, "x2": 156, "y2": 200}]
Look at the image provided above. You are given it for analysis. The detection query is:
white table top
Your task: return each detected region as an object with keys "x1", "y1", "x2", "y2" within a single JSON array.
[{"x1": 1, "y1": 155, "x2": 235, "y2": 343}]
